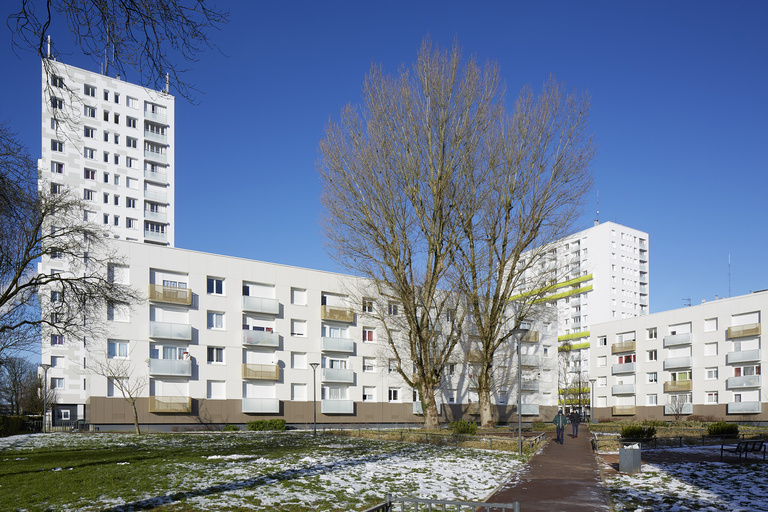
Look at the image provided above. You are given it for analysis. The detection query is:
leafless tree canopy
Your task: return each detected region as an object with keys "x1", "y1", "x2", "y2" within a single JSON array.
[
  {"x1": 0, "y1": 122, "x2": 142, "y2": 359},
  {"x1": 8, "y1": 0, "x2": 228, "y2": 100}
]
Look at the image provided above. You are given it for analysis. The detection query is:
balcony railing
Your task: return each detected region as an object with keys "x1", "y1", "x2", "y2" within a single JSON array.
[
  {"x1": 612, "y1": 384, "x2": 636, "y2": 395},
  {"x1": 144, "y1": 209, "x2": 168, "y2": 223},
  {"x1": 321, "y1": 399, "x2": 354, "y2": 414},
  {"x1": 727, "y1": 401, "x2": 762, "y2": 414},
  {"x1": 144, "y1": 169, "x2": 168, "y2": 184},
  {"x1": 412, "y1": 402, "x2": 442, "y2": 415},
  {"x1": 149, "y1": 284, "x2": 192, "y2": 305},
  {"x1": 321, "y1": 336, "x2": 355, "y2": 353},
  {"x1": 520, "y1": 355, "x2": 540, "y2": 367},
  {"x1": 467, "y1": 350, "x2": 483, "y2": 363},
  {"x1": 149, "y1": 321, "x2": 192, "y2": 340},
  {"x1": 149, "y1": 396, "x2": 191, "y2": 413},
  {"x1": 242, "y1": 398, "x2": 280, "y2": 414},
  {"x1": 241, "y1": 364, "x2": 280, "y2": 381},
  {"x1": 663, "y1": 356, "x2": 692, "y2": 370},
  {"x1": 144, "y1": 149, "x2": 168, "y2": 164},
  {"x1": 612, "y1": 405, "x2": 636, "y2": 416},
  {"x1": 321, "y1": 368, "x2": 354, "y2": 384},
  {"x1": 520, "y1": 404, "x2": 540, "y2": 416},
  {"x1": 611, "y1": 362, "x2": 636, "y2": 374},
  {"x1": 664, "y1": 380, "x2": 692, "y2": 393},
  {"x1": 520, "y1": 381, "x2": 539, "y2": 393},
  {"x1": 521, "y1": 330, "x2": 540, "y2": 343},
  {"x1": 144, "y1": 130, "x2": 167, "y2": 144},
  {"x1": 726, "y1": 350, "x2": 761, "y2": 365},
  {"x1": 148, "y1": 358, "x2": 192, "y2": 377},
  {"x1": 726, "y1": 375, "x2": 761, "y2": 390},
  {"x1": 143, "y1": 188, "x2": 168, "y2": 203},
  {"x1": 242, "y1": 296, "x2": 279, "y2": 315},
  {"x1": 663, "y1": 333, "x2": 692, "y2": 348},
  {"x1": 727, "y1": 323, "x2": 761, "y2": 339},
  {"x1": 144, "y1": 110, "x2": 167, "y2": 124},
  {"x1": 611, "y1": 341, "x2": 636, "y2": 354},
  {"x1": 242, "y1": 330, "x2": 279, "y2": 348},
  {"x1": 664, "y1": 403, "x2": 692, "y2": 415},
  {"x1": 320, "y1": 305, "x2": 354, "y2": 323},
  {"x1": 144, "y1": 229, "x2": 167, "y2": 243}
]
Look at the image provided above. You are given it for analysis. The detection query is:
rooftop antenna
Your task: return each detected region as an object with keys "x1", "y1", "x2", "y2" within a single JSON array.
[
  {"x1": 683, "y1": 298, "x2": 691, "y2": 307},
  {"x1": 594, "y1": 190, "x2": 599, "y2": 226}
]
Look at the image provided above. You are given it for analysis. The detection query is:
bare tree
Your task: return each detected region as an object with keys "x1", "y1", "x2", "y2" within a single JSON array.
[
  {"x1": 0, "y1": 122, "x2": 142, "y2": 358},
  {"x1": 7, "y1": 0, "x2": 228, "y2": 101},
  {"x1": 87, "y1": 345, "x2": 146, "y2": 434},
  {"x1": 0, "y1": 356, "x2": 36, "y2": 414}
]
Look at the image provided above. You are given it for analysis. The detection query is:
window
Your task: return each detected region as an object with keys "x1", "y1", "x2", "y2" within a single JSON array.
[
  {"x1": 598, "y1": 336, "x2": 607, "y2": 346},
  {"x1": 448, "y1": 363, "x2": 456, "y2": 375},
  {"x1": 126, "y1": 218, "x2": 137, "y2": 229},
  {"x1": 113, "y1": 215, "x2": 120, "y2": 226},
  {"x1": 706, "y1": 392, "x2": 718, "y2": 404},
  {"x1": 83, "y1": 126, "x2": 95, "y2": 139},
  {"x1": 114, "y1": 174, "x2": 120, "y2": 186},
  {"x1": 207, "y1": 380, "x2": 226, "y2": 399},
  {"x1": 647, "y1": 372, "x2": 657, "y2": 383},
  {"x1": 103, "y1": 151, "x2": 110, "y2": 162},
  {"x1": 647, "y1": 394, "x2": 657, "y2": 406},
  {"x1": 104, "y1": 90, "x2": 110, "y2": 100},
  {"x1": 51, "y1": 356, "x2": 64, "y2": 368},
  {"x1": 51, "y1": 378, "x2": 64, "y2": 390},
  {"x1": 388, "y1": 302, "x2": 399, "y2": 316},
  {"x1": 103, "y1": 172, "x2": 110, "y2": 183},
  {"x1": 51, "y1": 139, "x2": 64, "y2": 152},
  {"x1": 114, "y1": 92, "x2": 120, "y2": 104},
  {"x1": 363, "y1": 387, "x2": 376, "y2": 402},
  {"x1": 103, "y1": 110, "x2": 110, "y2": 121},
  {"x1": 50, "y1": 334, "x2": 64, "y2": 346},
  {"x1": 126, "y1": 117, "x2": 137, "y2": 128},
  {"x1": 102, "y1": 193, "x2": 109, "y2": 204},
  {"x1": 291, "y1": 352, "x2": 307, "y2": 369},
  {"x1": 84, "y1": 84, "x2": 96, "y2": 97},
  {"x1": 126, "y1": 198, "x2": 136, "y2": 209},
  {"x1": 114, "y1": 195, "x2": 120, "y2": 206},
  {"x1": 388, "y1": 388, "x2": 400, "y2": 402},
  {"x1": 50, "y1": 290, "x2": 63, "y2": 302},
  {"x1": 83, "y1": 189, "x2": 94, "y2": 201},
  {"x1": 706, "y1": 368, "x2": 718, "y2": 380},
  {"x1": 362, "y1": 328, "x2": 375, "y2": 343},
  {"x1": 126, "y1": 157, "x2": 136, "y2": 169},
  {"x1": 291, "y1": 319, "x2": 307, "y2": 337},
  {"x1": 362, "y1": 300, "x2": 373, "y2": 313},
  {"x1": 84, "y1": 105, "x2": 96, "y2": 118},
  {"x1": 84, "y1": 168, "x2": 95, "y2": 180},
  {"x1": 113, "y1": 133, "x2": 120, "y2": 144},
  {"x1": 388, "y1": 359, "x2": 397, "y2": 373},
  {"x1": 704, "y1": 318, "x2": 718, "y2": 332},
  {"x1": 51, "y1": 161, "x2": 64, "y2": 174},
  {"x1": 207, "y1": 346, "x2": 224, "y2": 363},
  {"x1": 52, "y1": 75, "x2": 64, "y2": 88},
  {"x1": 363, "y1": 357, "x2": 375, "y2": 372},
  {"x1": 126, "y1": 137, "x2": 137, "y2": 148},
  {"x1": 207, "y1": 311, "x2": 224, "y2": 330},
  {"x1": 647, "y1": 350, "x2": 657, "y2": 361},
  {"x1": 50, "y1": 96, "x2": 63, "y2": 109},
  {"x1": 126, "y1": 96, "x2": 138, "y2": 109},
  {"x1": 207, "y1": 277, "x2": 224, "y2": 295},
  {"x1": 108, "y1": 340, "x2": 128, "y2": 358},
  {"x1": 447, "y1": 389, "x2": 456, "y2": 404},
  {"x1": 50, "y1": 183, "x2": 63, "y2": 195},
  {"x1": 597, "y1": 356, "x2": 607, "y2": 367},
  {"x1": 113, "y1": 154, "x2": 120, "y2": 165},
  {"x1": 647, "y1": 327, "x2": 657, "y2": 339},
  {"x1": 114, "y1": 113, "x2": 120, "y2": 124},
  {"x1": 704, "y1": 343, "x2": 718, "y2": 356},
  {"x1": 291, "y1": 288, "x2": 307, "y2": 305}
]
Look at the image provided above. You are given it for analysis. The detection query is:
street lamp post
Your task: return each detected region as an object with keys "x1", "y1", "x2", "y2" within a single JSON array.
[
  {"x1": 40, "y1": 363, "x2": 51, "y2": 433},
  {"x1": 309, "y1": 362, "x2": 319, "y2": 436},
  {"x1": 589, "y1": 378, "x2": 597, "y2": 424},
  {"x1": 511, "y1": 327, "x2": 529, "y2": 455}
]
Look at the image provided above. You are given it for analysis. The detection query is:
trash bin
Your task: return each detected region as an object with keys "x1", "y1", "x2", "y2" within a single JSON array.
[{"x1": 619, "y1": 443, "x2": 641, "y2": 474}]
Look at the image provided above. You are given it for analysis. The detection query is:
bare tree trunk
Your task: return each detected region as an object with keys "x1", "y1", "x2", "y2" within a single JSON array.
[{"x1": 130, "y1": 398, "x2": 141, "y2": 435}]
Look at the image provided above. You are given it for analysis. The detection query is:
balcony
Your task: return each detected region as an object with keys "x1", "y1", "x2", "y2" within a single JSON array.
[
  {"x1": 144, "y1": 109, "x2": 167, "y2": 124},
  {"x1": 467, "y1": 349, "x2": 483, "y2": 363},
  {"x1": 148, "y1": 358, "x2": 192, "y2": 377},
  {"x1": 321, "y1": 399, "x2": 354, "y2": 414},
  {"x1": 149, "y1": 396, "x2": 191, "y2": 413},
  {"x1": 727, "y1": 401, "x2": 762, "y2": 414},
  {"x1": 611, "y1": 362, "x2": 636, "y2": 374},
  {"x1": 612, "y1": 405, "x2": 636, "y2": 416},
  {"x1": 144, "y1": 169, "x2": 168, "y2": 184},
  {"x1": 664, "y1": 403, "x2": 692, "y2": 415},
  {"x1": 321, "y1": 368, "x2": 354, "y2": 384},
  {"x1": 520, "y1": 355, "x2": 540, "y2": 367},
  {"x1": 520, "y1": 404, "x2": 540, "y2": 416},
  {"x1": 242, "y1": 296, "x2": 279, "y2": 315},
  {"x1": 242, "y1": 364, "x2": 280, "y2": 381},
  {"x1": 242, "y1": 398, "x2": 280, "y2": 414},
  {"x1": 726, "y1": 375, "x2": 761, "y2": 390},
  {"x1": 144, "y1": 149, "x2": 168, "y2": 164},
  {"x1": 521, "y1": 330, "x2": 540, "y2": 343},
  {"x1": 726, "y1": 350, "x2": 761, "y2": 365},
  {"x1": 520, "y1": 380, "x2": 539, "y2": 393},
  {"x1": 149, "y1": 321, "x2": 192, "y2": 340},
  {"x1": 143, "y1": 188, "x2": 168, "y2": 203},
  {"x1": 664, "y1": 380, "x2": 692, "y2": 393},
  {"x1": 663, "y1": 333, "x2": 692, "y2": 348},
  {"x1": 727, "y1": 323, "x2": 761, "y2": 339},
  {"x1": 149, "y1": 284, "x2": 192, "y2": 305},
  {"x1": 663, "y1": 356, "x2": 692, "y2": 370},
  {"x1": 611, "y1": 341, "x2": 636, "y2": 354},
  {"x1": 144, "y1": 209, "x2": 168, "y2": 223},
  {"x1": 144, "y1": 229, "x2": 167, "y2": 243},
  {"x1": 242, "y1": 330, "x2": 280, "y2": 348},
  {"x1": 320, "y1": 305, "x2": 354, "y2": 323},
  {"x1": 144, "y1": 129, "x2": 167, "y2": 144},
  {"x1": 612, "y1": 384, "x2": 636, "y2": 395},
  {"x1": 321, "y1": 336, "x2": 355, "y2": 353}
]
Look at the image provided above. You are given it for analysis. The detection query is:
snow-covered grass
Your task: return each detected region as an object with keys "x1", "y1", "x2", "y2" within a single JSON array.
[
  {"x1": 603, "y1": 445, "x2": 768, "y2": 512},
  {"x1": 0, "y1": 431, "x2": 524, "y2": 511}
]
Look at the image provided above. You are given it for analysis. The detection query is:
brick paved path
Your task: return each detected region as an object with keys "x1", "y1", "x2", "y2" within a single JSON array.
[{"x1": 486, "y1": 428, "x2": 610, "y2": 511}]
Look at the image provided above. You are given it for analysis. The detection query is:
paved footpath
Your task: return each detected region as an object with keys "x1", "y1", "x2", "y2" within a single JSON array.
[{"x1": 486, "y1": 427, "x2": 610, "y2": 512}]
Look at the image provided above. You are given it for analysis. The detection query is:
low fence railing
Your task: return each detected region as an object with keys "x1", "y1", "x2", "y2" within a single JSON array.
[
  {"x1": 361, "y1": 494, "x2": 520, "y2": 512},
  {"x1": 592, "y1": 431, "x2": 768, "y2": 452}
]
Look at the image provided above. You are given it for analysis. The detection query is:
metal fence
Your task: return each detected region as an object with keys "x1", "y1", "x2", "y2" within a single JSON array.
[{"x1": 362, "y1": 494, "x2": 520, "y2": 512}]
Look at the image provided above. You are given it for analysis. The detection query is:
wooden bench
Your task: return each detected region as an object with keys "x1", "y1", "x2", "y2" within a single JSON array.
[{"x1": 721, "y1": 439, "x2": 767, "y2": 461}]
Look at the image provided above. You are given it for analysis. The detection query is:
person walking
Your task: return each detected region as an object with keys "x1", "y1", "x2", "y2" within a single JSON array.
[
  {"x1": 552, "y1": 409, "x2": 568, "y2": 444},
  {"x1": 569, "y1": 409, "x2": 581, "y2": 438}
]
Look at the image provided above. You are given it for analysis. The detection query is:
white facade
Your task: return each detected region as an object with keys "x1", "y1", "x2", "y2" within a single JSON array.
[{"x1": 589, "y1": 290, "x2": 767, "y2": 421}]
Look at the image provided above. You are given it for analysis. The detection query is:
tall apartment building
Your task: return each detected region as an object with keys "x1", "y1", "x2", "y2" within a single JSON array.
[
  {"x1": 41, "y1": 58, "x2": 175, "y2": 246},
  {"x1": 589, "y1": 290, "x2": 766, "y2": 421}
]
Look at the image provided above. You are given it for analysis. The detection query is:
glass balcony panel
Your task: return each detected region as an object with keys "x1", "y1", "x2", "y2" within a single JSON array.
[
  {"x1": 144, "y1": 110, "x2": 167, "y2": 123},
  {"x1": 143, "y1": 130, "x2": 167, "y2": 144},
  {"x1": 143, "y1": 188, "x2": 167, "y2": 203},
  {"x1": 143, "y1": 209, "x2": 168, "y2": 222},
  {"x1": 521, "y1": 330, "x2": 540, "y2": 343},
  {"x1": 520, "y1": 404, "x2": 540, "y2": 415},
  {"x1": 241, "y1": 363, "x2": 280, "y2": 381},
  {"x1": 321, "y1": 368, "x2": 354, "y2": 383},
  {"x1": 242, "y1": 330, "x2": 280, "y2": 348},
  {"x1": 612, "y1": 384, "x2": 636, "y2": 395},
  {"x1": 144, "y1": 229, "x2": 167, "y2": 243},
  {"x1": 663, "y1": 356, "x2": 692, "y2": 370},
  {"x1": 521, "y1": 381, "x2": 539, "y2": 392},
  {"x1": 664, "y1": 403, "x2": 692, "y2": 415},
  {"x1": 149, "y1": 321, "x2": 192, "y2": 340},
  {"x1": 148, "y1": 358, "x2": 192, "y2": 377},
  {"x1": 727, "y1": 401, "x2": 761, "y2": 414},
  {"x1": 612, "y1": 405, "x2": 636, "y2": 415},
  {"x1": 611, "y1": 341, "x2": 636, "y2": 354},
  {"x1": 321, "y1": 399, "x2": 354, "y2": 414},
  {"x1": 242, "y1": 398, "x2": 280, "y2": 413},
  {"x1": 520, "y1": 355, "x2": 540, "y2": 367},
  {"x1": 320, "y1": 305, "x2": 354, "y2": 323},
  {"x1": 664, "y1": 380, "x2": 692, "y2": 393},
  {"x1": 144, "y1": 169, "x2": 168, "y2": 184},
  {"x1": 726, "y1": 350, "x2": 761, "y2": 365},
  {"x1": 242, "y1": 296, "x2": 279, "y2": 315},
  {"x1": 144, "y1": 150, "x2": 168, "y2": 164},
  {"x1": 321, "y1": 336, "x2": 355, "y2": 353},
  {"x1": 663, "y1": 333, "x2": 692, "y2": 347},
  {"x1": 611, "y1": 362, "x2": 636, "y2": 374},
  {"x1": 726, "y1": 375, "x2": 761, "y2": 389},
  {"x1": 149, "y1": 396, "x2": 191, "y2": 413},
  {"x1": 148, "y1": 285, "x2": 191, "y2": 305},
  {"x1": 727, "y1": 323, "x2": 761, "y2": 339}
]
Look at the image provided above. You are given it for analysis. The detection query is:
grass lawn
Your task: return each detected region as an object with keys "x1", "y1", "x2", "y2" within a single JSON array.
[{"x1": 0, "y1": 431, "x2": 523, "y2": 511}]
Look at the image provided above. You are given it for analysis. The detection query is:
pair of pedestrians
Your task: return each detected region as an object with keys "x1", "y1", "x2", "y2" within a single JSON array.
[{"x1": 552, "y1": 410, "x2": 580, "y2": 444}]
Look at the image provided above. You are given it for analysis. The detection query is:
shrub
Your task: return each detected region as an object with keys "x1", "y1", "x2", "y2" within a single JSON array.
[
  {"x1": 641, "y1": 419, "x2": 666, "y2": 428},
  {"x1": 708, "y1": 421, "x2": 739, "y2": 438},
  {"x1": 0, "y1": 416, "x2": 25, "y2": 437},
  {"x1": 620, "y1": 424, "x2": 656, "y2": 440},
  {"x1": 223, "y1": 424, "x2": 239, "y2": 432},
  {"x1": 247, "y1": 419, "x2": 286, "y2": 431},
  {"x1": 450, "y1": 420, "x2": 477, "y2": 435}
]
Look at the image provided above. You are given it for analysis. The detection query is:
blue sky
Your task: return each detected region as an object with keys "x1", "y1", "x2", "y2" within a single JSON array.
[{"x1": 1, "y1": 1, "x2": 766, "y2": 315}]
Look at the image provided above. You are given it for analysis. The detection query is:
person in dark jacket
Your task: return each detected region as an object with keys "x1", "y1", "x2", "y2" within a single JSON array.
[
  {"x1": 552, "y1": 410, "x2": 568, "y2": 444},
  {"x1": 569, "y1": 410, "x2": 581, "y2": 438}
]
